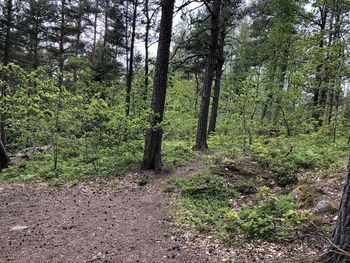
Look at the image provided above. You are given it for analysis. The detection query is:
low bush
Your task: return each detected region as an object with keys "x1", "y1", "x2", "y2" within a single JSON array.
[{"x1": 225, "y1": 187, "x2": 309, "y2": 241}]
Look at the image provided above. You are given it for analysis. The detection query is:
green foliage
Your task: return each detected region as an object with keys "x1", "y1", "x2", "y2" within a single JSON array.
[
  {"x1": 180, "y1": 173, "x2": 236, "y2": 199},
  {"x1": 225, "y1": 187, "x2": 308, "y2": 241},
  {"x1": 249, "y1": 135, "x2": 349, "y2": 186},
  {"x1": 166, "y1": 173, "x2": 236, "y2": 232}
]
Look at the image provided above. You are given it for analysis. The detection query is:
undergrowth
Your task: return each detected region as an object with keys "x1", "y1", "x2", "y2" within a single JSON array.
[{"x1": 0, "y1": 139, "x2": 194, "y2": 186}]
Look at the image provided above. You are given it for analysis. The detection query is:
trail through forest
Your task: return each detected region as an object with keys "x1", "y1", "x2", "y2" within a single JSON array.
[{"x1": 0, "y1": 162, "x2": 211, "y2": 263}]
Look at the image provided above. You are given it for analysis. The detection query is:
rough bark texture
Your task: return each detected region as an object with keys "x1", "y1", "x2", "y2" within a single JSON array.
[
  {"x1": 0, "y1": 140, "x2": 10, "y2": 171},
  {"x1": 327, "y1": 158, "x2": 350, "y2": 262},
  {"x1": 195, "y1": 0, "x2": 222, "y2": 151},
  {"x1": 208, "y1": 29, "x2": 225, "y2": 134},
  {"x1": 125, "y1": 0, "x2": 138, "y2": 116},
  {"x1": 142, "y1": 0, "x2": 175, "y2": 172}
]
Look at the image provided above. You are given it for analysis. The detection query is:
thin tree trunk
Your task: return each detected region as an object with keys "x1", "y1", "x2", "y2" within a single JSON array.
[
  {"x1": 125, "y1": 0, "x2": 138, "y2": 116},
  {"x1": 0, "y1": 0, "x2": 13, "y2": 145},
  {"x1": 54, "y1": 0, "x2": 66, "y2": 170},
  {"x1": 100, "y1": 0, "x2": 109, "y2": 81},
  {"x1": 194, "y1": 70, "x2": 200, "y2": 117},
  {"x1": 248, "y1": 68, "x2": 261, "y2": 145},
  {"x1": 143, "y1": 0, "x2": 150, "y2": 103},
  {"x1": 332, "y1": 90, "x2": 340, "y2": 143},
  {"x1": 194, "y1": 0, "x2": 222, "y2": 151},
  {"x1": 73, "y1": 0, "x2": 83, "y2": 83},
  {"x1": 142, "y1": 0, "x2": 175, "y2": 172},
  {"x1": 312, "y1": 5, "x2": 329, "y2": 127},
  {"x1": 208, "y1": 28, "x2": 225, "y2": 134},
  {"x1": 92, "y1": 0, "x2": 99, "y2": 65}
]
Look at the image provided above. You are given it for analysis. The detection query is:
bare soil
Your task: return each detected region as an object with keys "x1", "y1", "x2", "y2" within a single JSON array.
[
  {"x1": 0, "y1": 159, "x2": 343, "y2": 263},
  {"x1": 0, "y1": 162, "x2": 211, "y2": 263}
]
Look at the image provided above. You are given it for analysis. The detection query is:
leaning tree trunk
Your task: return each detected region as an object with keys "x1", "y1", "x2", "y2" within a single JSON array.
[
  {"x1": 194, "y1": 0, "x2": 222, "y2": 151},
  {"x1": 0, "y1": 140, "x2": 10, "y2": 172},
  {"x1": 327, "y1": 158, "x2": 350, "y2": 262},
  {"x1": 142, "y1": 0, "x2": 175, "y2": 172}
]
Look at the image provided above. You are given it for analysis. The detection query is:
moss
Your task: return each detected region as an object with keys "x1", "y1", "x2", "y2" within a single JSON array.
[{"x1": 291, "y1": 185, "x2": 326, "y2": 208}]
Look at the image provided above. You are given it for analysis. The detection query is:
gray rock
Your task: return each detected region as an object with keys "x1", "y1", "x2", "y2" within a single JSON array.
[
  {"x1": 314, "y1": 200, "x2": 337, "y2": 214},
  {"x1": 291, "y1": 190, "x2": 301, "y2": 200}
]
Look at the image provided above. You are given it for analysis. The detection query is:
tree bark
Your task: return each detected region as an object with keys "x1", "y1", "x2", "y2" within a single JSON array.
[
  {"x1": 208, "y1": 28, "x2": 225, "y2": 134},
  {"x1": 143, "y1": 0, "x2": 150, "y2": 103},
  {"x1": 142, "y1": 0, "x2": 175, "y2": 172},
  {"x1": 0, "y1": 140, "x2": 10, "y2": 172},
  {"x1": 125, "y1": 0, "x2": 138, "y2": 116},
  {"x1": 195, "y1": 0, "x2": 222, "y2": 151},
  {"x1": 1, "y1": 0, "x2": 13, "y2": 145},
  {"x1": 327, "y1": 158, "x2": 350, "y2": 262}
]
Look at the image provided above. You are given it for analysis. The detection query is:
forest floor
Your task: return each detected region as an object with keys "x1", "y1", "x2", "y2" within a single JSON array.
[
  {"x1": 0, "y1": 158, "x2": 343, "y2": 263},
  {"x1": 0, "y1": 161, "x2": 215, "y2": 263}
]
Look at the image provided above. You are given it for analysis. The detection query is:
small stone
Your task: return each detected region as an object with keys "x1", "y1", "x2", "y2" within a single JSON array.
[
  {"x1": 291, "y1": 190, "x2": 301, "y2": 200},
  {"x1": 314, "y1": 200, "x2": 337, "y2": 214}
]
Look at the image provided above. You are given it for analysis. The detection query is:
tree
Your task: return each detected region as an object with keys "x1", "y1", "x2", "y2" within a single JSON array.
[
  {"x1": 125, "y1": 0, "x2": 138, "y2": 116},
  {"x1": 142, "y1": 0, "x2": 158, "y2": 103},
  {"x1": 20, "y1": 0, "x2": 55, "y2": 70},
  {"x1": 327, "y1": 158, "x2": 350, "y2": 262},
  {"x1": 142, "y1": 0, "x2": 175, "y2": 172},
  {"x1": 0, "y1": 139, "x2": 10, "y2": 171},
  {"x1": 208, "y1": 28, "x2": 225, "y2": 134},
  {"x1": 207, "y1": 0, "x2": 242, "y2": 133},
  {"x1": 91, "y1": 0, "x2": 100, "y2": 65},
  {"x1": 0, "y1": 0, "x2": 13, "y2": 145},
  {"x1": 194, "y1": 0, "x2": 222, "y2": 151},
  {"x1": 93, "y1": 0, "x2": 125, "y2": 83}
]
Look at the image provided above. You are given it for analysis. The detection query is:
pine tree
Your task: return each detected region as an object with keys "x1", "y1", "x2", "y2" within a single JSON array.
[
  {"x1": 195, "y1": 0, "x2": 222, "y2": 151},
  {"x1": 142, "y1": 0, "x2": 175, "y2": 172}
]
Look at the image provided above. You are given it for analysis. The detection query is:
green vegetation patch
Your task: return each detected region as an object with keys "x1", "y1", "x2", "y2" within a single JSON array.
[
  {"x1": 165, "y1": 173, "x2": 236, "y2": 233},
  {"x1": 225, "y1": 187, "x2": 309, "y2": 241}
]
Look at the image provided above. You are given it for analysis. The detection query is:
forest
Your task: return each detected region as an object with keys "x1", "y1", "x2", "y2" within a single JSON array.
[{"x1": 0, "y1": 0, "x2": 350, "y2": 262}]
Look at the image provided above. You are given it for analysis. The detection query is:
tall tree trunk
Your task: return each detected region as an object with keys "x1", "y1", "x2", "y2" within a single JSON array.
[
  {"x1": 313, "y1": 5, "x2": 328, "y2": 109},
  {"x1": 208, "y1": 28, "x2": 225, "y2": 134},
  {"x1": 194, "y1": 0, "x2": 222, "y2": 151},
  {"x1": 125, "y1": 0, "x2": 138, "y2": 116},
  {"x1": 54, "y1": 0, "x2": 66, "y2": 170},
  {"x1": 73, "y1": 0, "x2": 83, "y2": 83},
  {"x1": 100, "y1": 0, "x2": 109, "y2": 81},
  {"x1": 92, "y1": 0, "x2": 99, "y2": 65},
  {"x1": 142, "y1": 0, "x2": 175, "y2": 172},
  {"x1": 327, "y1": 158, "x2": 350, "y2": 262},
  {"x1": 143, "y1": 0, "x2": 150, "y2": 103},
  {"x1": 0, "y1": 0, "x2": 13, "y2": 145}
]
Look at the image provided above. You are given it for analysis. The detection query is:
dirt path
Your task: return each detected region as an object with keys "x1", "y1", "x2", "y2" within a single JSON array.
[{"x1": 0, "y1": 162, "x2": 210, "y2": 263}]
